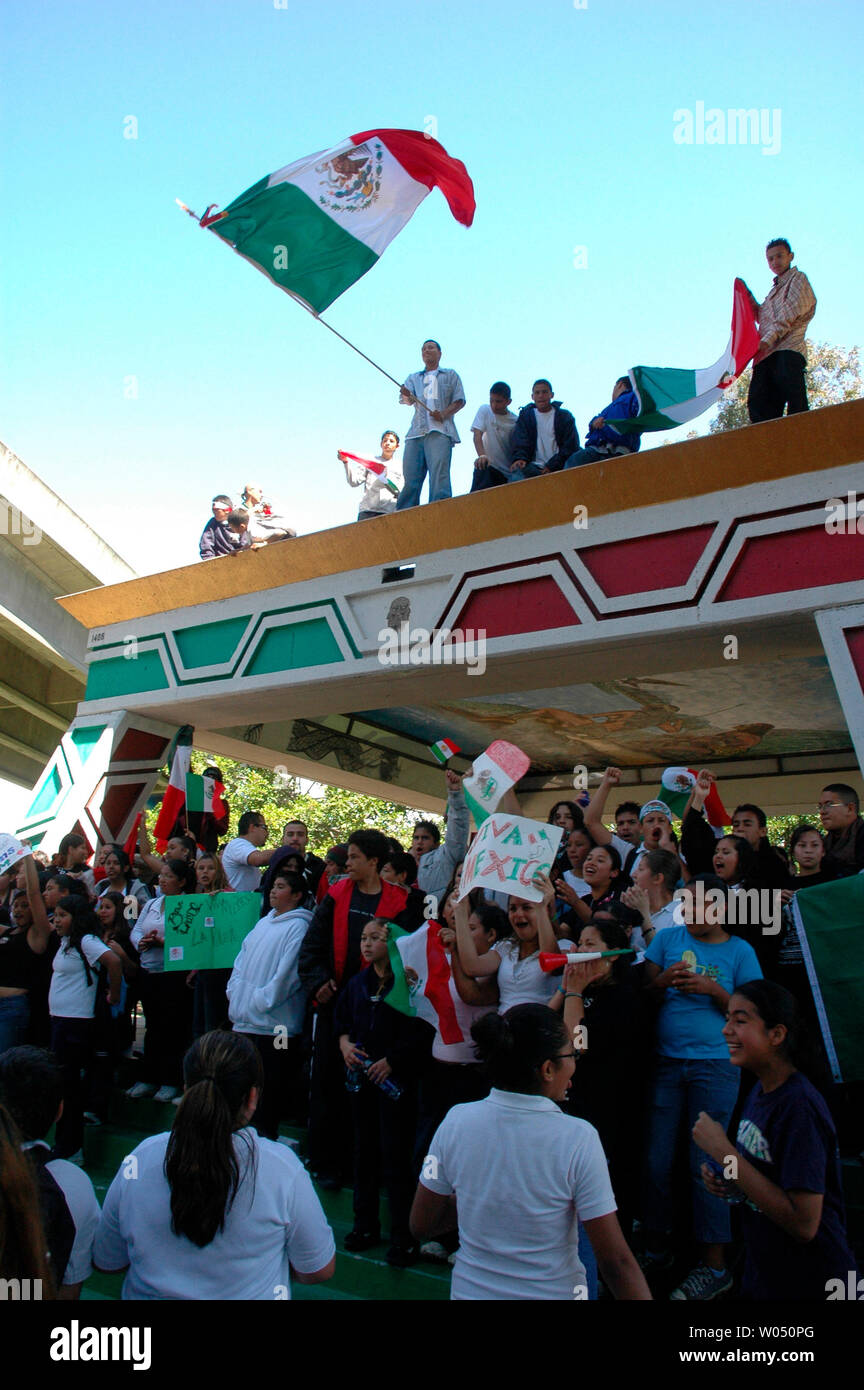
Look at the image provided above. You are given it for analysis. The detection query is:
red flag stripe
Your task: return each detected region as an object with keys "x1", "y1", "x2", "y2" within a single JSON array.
[{"x1": 350, "y1": 128, "x2": 475, "y2": 227}]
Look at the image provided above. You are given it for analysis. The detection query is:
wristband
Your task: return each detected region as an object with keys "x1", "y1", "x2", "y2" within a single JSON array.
[{"x1": 565, "y1": 992, "x2": 583, "y2": 999}]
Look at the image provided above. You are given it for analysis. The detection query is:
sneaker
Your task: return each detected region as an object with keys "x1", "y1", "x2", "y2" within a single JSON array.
[
  {"x1": 670, "y1": 1264, "x2": 733, "y2": 1301},
  {"x1": 419, "y1": 1241, "x2": 450, "y2": 1263},
  {"x1": 152, "y1": 1085, "x2": 179, "y2": 1103},
  {"x1": 637, "y1": 1248, "x2": 674, "y2": 1274},
  {"x1": 386, "y1": 1243, "x2": 419, "y2": 1268},
  {"x1": 343, "y1": 1229, "x2": 381, "y2": 1253},
  {"x1": 82, "y1": 1112, "x2": 103, "y2": 1126},
  {"x1": 126, "y1": 1082, "x2": 157, "y2": 1100}
]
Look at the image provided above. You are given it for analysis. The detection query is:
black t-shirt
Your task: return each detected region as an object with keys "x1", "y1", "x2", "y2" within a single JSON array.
[
  {"x1": 736, "y1": 1071, "x2": 857, "y2": 1300},
  {"x1": 0, "y1": 926, "x2": 40, "y2": 990}
]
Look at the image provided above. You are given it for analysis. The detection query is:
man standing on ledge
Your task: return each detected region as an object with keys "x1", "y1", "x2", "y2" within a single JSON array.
[
  {"x1": 744, "y1": 238, "x2": 816, "y2": 423},
  {"x1": 396, "y1": 340, "x2": 465, "y2": 509}
]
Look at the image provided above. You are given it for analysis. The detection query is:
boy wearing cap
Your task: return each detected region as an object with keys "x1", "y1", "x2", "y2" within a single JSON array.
[{"x1": 585, "y1": 767, "x2": 678, "y2": 875}]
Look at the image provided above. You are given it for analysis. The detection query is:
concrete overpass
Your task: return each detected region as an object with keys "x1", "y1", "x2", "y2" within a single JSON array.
[
  {"x1": 0, "y1": 440, "x2": 135, "y2": 789},
  {"x1": 13, "y1": 401, "x2": 864, "y2": 850}
]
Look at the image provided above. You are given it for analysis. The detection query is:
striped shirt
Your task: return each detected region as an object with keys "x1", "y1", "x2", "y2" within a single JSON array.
[{"x1": 756, "y1": 267, "x2": 816, "y2": 358}]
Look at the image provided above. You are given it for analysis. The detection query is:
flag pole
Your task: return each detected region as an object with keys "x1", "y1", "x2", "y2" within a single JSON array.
[
  {"x1": 315, "y1": 316, "x2": 415, "y2": 397},
  {"x1": 176, "y1": 200, "x2": 426, "y2": 408}
]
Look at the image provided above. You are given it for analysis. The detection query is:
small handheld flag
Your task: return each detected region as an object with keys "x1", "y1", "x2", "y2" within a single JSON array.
[
  {"x1": 430, "y1": 737, "x2": 461, "y2": 765},
  {"x1": 462, "y1": 740, "x2": 530, "y2": 824},
  {"x1": 338, "y1": 450, "x2": 399, "y2": 496}
]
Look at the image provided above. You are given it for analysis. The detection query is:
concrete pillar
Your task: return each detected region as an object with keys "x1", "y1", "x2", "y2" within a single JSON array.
[
  {"x1": 15, "y1": 711, "x2": 177, "y2": 856},
  {"x1": 816, "y1": 604, "x2": 864, "y2": 777}
]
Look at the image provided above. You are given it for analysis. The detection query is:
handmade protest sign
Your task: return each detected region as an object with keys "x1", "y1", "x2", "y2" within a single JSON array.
[
  {"x1": 0, "y1": 833, "x2": 29, "y2": 876},
  {"x1": 462, "y1": 740, "x2": 531, "y2": 824},
  {"x1": 163, "y1": 892, "x2": 260, "y2": 971},
  {"x1": 457, "y1": 814, "x2": 562, "y2": 904}
]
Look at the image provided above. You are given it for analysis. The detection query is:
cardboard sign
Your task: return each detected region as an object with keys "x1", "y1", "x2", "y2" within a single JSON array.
[
  {"x1": 0, "y1": 833, "x2": 29, "y2": 876},
  {"x1": 462, "y1": 740, "x2": 531, "y2": 823},
  {"x1": 163, "y1": 892, "x2": 261, "y2": 971},
  {"x1": 457, "y1": 815, "x2": 563, "y2": 904}
]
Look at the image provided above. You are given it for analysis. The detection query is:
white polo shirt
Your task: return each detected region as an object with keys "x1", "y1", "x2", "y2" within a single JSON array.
[
  {"x1": 221, "y1": 837, "x2": 264, "y2": 893},
  {"x1": 94, "y1": 1128, "x2": 334, "y2": 1300},
  {"x1": 422, "y1": 1090, "x2": 616, "y2": 1299},
  {"x1": 49, "y1": 935, "x2": 110, "y2": 1018},
  {"x1": 492, "y1": 938, "x2": 573, "y2": 1011}
]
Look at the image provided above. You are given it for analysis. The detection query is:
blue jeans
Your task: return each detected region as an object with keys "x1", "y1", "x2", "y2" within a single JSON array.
[
  {"x1": 396, "y1": 433, "x2": 453, "y2": 508},
  {"x1": 0, "y1": 994, "x2": 30, "y2": 1054},
  {"x1": 564, "y1": 447, "x2": 608, "y2": 469},
  {"x1": 642, "y1": 1055, "x2": 740, "y2": 1246},
  {"x1": 507, "y1": 461, "x2": 543, "y2": 482}
]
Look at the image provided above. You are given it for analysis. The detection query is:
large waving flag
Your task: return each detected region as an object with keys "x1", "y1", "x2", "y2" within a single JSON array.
[
  {"x1": 792, "y1": 875, "x2": 864, "y2": 1083},
  {"x1": 612, "y1": 279, "x2": 759, "y2": 434},
  {"x1": 152, "y1": 728, "x2": 193, "y2": 851},
  {"x1": 197, "y1": 129, "x2": 475, "y2": 314},
  {"x1": 384, "y1": 921, "x2": 463, "y2": 1045}
]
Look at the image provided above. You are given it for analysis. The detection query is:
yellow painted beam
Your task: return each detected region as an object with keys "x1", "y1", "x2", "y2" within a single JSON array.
[{"x1": 57, "y1": 399, "x2": 864, "y2": 629}]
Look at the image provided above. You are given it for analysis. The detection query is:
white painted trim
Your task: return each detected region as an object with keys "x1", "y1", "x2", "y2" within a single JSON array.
[{"x1": 816, "y1": 605, "x2": 864, "y2": 773}]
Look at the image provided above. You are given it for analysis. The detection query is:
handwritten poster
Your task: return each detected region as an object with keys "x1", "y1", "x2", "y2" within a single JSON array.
[
  {"x1": 163, "y1": 892, "x2": 261, "y2": 971},
  {"x1": 457, "y1": 815, "x2": 562, "y2": 904}
]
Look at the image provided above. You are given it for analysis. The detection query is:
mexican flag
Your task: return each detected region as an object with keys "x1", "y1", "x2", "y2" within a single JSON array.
[
  {"x1": 152, "y1": 729, "x2": 193, "y2": 850},
  {"x1": 186, "y1": 772, "x2": 227, "y2": 820},
  {"x1": 659, "y1": 767, "x2": 728, "y2": 827},
  {"x1": 384, "y1": 921, "x2": 463, "y2": 1045},
  {"x1": 792, "y1": 875, "x2": 864, "y2": 1083},
  {"x1": 199, "y1": 129, "x2": 475, "y2": 315},
  {"x1": 338, "y1": 450, "x2": 399, "y2": 496},
  {"x1": 463, "y1": 740, "x2": 531, "y2": 825},
  {"x1": 430, "y1": 737, "x2": 460, "y2": 765},
  {"x1": 611, "y1": 279, "x2": 759, "y2": 434}
]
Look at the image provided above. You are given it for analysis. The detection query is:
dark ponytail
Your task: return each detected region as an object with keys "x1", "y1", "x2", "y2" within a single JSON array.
[
  {"x1": 471, "y1": 1005, "x2": 569, "y2": 1094},
  {"x1": 0, "y1": 1103, "x2": 55, "y2": 1297},
  {"x1": 164, "y1": 1032, "x2": 263, "y2": 1247}
]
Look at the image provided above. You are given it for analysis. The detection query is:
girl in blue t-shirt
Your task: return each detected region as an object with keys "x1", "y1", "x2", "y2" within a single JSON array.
[
  {"x1": 641, "y1": 873, "x2": 762, "y2": 1301},
  {"x1": 694, "y1": 979, "x2": 858, "y2": 1301}
]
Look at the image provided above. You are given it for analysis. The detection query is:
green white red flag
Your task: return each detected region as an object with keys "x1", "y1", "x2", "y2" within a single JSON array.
[
  {"x1": 186, "y1": 772, "x2": 227, "y2": 819},
  {"x1": 430, "y1": 737, "x2": 461, "y2": 765},
  {"x1": 337, "y1": 450, "x2": 399, "y2": 496},
  {"x1": 197, "y1": 129, "x2": 475, "y2": 315},
  {"x1": 152, "y1": 735, "x2": 193, "y2": 850},
  {"x1": 463, "y1": 740, "x2": 531, "y2": 824},
  {"x1": 384, "y1": 921, "x2": 463, "y2": 1045},
  {"x1": 659, "y1": 767, "x2": 728, "y2": 828},
  {"x1": 612, "y1": 278, "x2": 760, "y2": 434}
]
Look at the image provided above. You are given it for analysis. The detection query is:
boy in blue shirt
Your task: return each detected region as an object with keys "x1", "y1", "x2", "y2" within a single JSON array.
[
  {"x1": 564, "y1": 376, "x2": 640, "y2": 468},
  {"x1": 641, "y1": 873, "x2": 762, "y2": 1301}
]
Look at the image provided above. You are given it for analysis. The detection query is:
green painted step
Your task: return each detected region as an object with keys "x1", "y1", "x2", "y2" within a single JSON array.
[{"x1": 78, "y1": 1094, "x2": 452, "y2": 1302}]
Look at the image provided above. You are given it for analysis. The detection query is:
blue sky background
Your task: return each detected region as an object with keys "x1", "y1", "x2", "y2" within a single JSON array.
[
  {"x1": 2, "y1": 0, "x2": 862, "y2": 576},
  {"x1": 2, "y1": 0, "x2": 862, "y2": 579}
]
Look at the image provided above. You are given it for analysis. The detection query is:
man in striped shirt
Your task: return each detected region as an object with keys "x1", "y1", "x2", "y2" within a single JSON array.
[{"x1": 744, "y1": 238, "x2": 816, "y2": 422}]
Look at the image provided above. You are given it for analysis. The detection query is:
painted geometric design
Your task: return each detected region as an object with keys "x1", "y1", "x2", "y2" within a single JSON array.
[
  {"x1": 717, "y1": 525, "x2": 864, "y2": 602},
  {"x1": 845, "y1": 626, "x2": 864, "y2": 687},
  {"x1": 16, "y1": 713, "x2": 177, "y2": 856},
  {"x1": 84, "y1": 600, "x2": 358, "y2": 702},
  {"x1": 450, "y1": 575, "x2": 579, "y2": 639},
  {"x1": 578, "y1": 524, "x2": 716, "y2": 599}
]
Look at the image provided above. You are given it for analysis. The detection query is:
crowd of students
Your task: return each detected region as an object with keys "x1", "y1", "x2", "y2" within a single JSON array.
[{"x1": 0, "y1": 767, "x2": 861, "y2": 1301}]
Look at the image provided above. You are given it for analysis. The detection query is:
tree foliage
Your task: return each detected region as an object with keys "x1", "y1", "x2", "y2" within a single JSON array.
[
  {"x1": 145, "y1": 749, "x2": 438, "y2": 853},
  {"x1": 709, "y1": 342, "x2": 862, "y2": 434}
]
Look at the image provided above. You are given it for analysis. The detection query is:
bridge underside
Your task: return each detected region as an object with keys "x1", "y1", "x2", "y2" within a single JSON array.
[{"x1": 17, "y1": 402, "x2": 864, "y2": 847}]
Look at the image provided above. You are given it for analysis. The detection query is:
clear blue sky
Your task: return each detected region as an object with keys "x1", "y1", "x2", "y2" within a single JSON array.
[{"x1": 2, "y1": 0, "x2": 862, "y2": 580}]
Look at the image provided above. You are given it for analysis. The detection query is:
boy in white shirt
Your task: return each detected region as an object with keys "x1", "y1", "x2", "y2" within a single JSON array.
[{"x1": 469, "y1": 381, "x2": 517, "y2": 492}]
